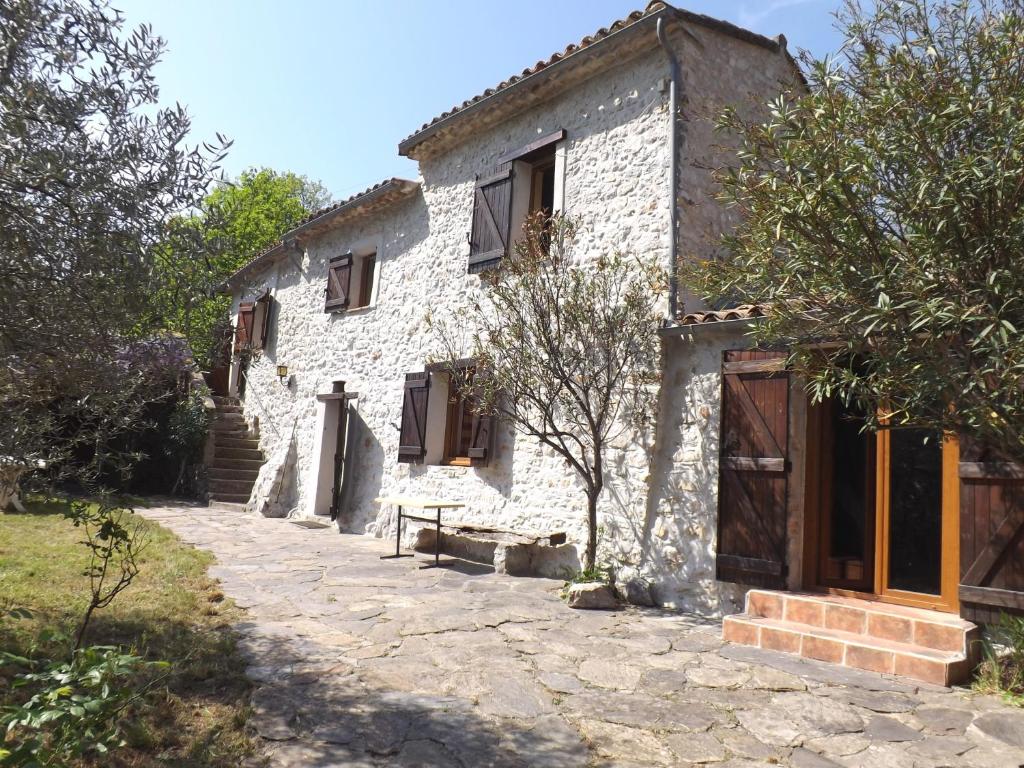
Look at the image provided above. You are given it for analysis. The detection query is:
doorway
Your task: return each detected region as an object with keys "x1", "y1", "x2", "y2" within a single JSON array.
[{"x1": 807, "y1": 398, "x2": 959, "y2": 612}]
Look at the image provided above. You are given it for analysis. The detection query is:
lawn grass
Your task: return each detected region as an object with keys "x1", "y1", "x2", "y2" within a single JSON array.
[{"x1": 0, "y1": 499, "x2": 265, "y2": 767}]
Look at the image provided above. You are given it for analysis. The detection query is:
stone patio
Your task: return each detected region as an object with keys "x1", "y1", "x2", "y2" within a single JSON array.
[{"x1": 139, "y1": 503, "x2": 1024, "y2": 767}]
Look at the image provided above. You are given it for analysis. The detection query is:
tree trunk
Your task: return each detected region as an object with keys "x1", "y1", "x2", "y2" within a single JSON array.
[{"x1": 585, "y1": 488, "x2": 599, "y2": 571}]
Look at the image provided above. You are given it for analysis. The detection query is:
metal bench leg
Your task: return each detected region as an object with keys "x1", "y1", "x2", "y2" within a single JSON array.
[
  {"x1": 435, "y1": 507, "x2": 440, "y2": 567},
  {"x1": 396, "y1": 505, "x2": 403, "y2": 557}
]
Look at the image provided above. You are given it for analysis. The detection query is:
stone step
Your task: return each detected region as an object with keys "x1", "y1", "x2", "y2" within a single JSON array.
[
  {"x1": 208, "y1": 467, "x2": 260, "y2": 481},
  {"x1": 210, "y1": 457, "x2": 264, "y2": 471},
  {"x1": 213, "y1": 396, "x2": 240, "y2": 407},
  {"x1": 216, "y1": 447, "x2": 263, "y2": 461},
  {"x1": 209, "y1": 478, "x2": 256, "y2": 495},
  {"x1": 744, "y1": 590, "x2": 977, "y2": 654},
  {"x1": 215, "y1": 404, "x2": 243, "y2": 414},
  {"x1": 208, "y1": 497, "x2": 248, "y2": 508},
  {"x1": 723, "y1": 614, "x2": 971, "y2": 686},
  {"x1": 215, "y1": 436, "x2": 260, "y2": 450}
]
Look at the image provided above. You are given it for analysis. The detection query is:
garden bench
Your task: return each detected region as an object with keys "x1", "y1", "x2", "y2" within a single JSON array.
[
  {"x1": 375, "y1": 496, "x2": 465, "y2": 568},
  {"x1": 413, "y1": 520, "x2": 575, "y2": 578}
]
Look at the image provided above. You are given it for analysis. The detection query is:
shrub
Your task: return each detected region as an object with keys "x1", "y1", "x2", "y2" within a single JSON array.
[
  {"x1": 975, "y1": 613, "x2": 1024, "y2": 705},
  {"x1": 0, "y1": 645, "x2": 167, "y2": 765}
]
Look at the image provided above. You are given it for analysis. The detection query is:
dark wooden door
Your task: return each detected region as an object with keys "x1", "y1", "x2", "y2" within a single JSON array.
[
  {"x1": 330, "y1": 395, "x2": 359, "y2": 523},
  {"x1": 959, "y1": 438, "x2": 1024, "y2": 622},
  {"x1": 716, "y1": 350, "x2": 790, "y2": 588}
]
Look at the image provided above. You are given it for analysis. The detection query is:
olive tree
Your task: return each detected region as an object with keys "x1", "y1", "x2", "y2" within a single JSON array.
[
  {"x1": 432, "y1": 214, "x2": 664, "y2": 571},
  {"x1": 0, "y1": 0, "x2": 227, "y2": 489},
  {"x1": 691, "y1": 0, "x2": 1024, "y2": 458}
]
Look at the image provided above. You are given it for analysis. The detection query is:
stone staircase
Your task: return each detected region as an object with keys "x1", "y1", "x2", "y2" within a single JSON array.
[
  {"x1": 723, "y1": 590, "x2": 979, "y2": 686},
  {"x1": 207, "y1": 395, "x2": 263, "y2": 507}
]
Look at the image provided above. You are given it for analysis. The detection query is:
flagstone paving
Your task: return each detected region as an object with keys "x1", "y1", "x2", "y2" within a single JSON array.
[{"x1": 140, "y1": 503, "x2": 1024, "y2": 767}]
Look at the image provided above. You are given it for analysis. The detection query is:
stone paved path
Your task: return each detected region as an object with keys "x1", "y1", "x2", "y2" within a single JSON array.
[{"x1": 140, "y1": 503, "x2": 1024, "y2": 768}]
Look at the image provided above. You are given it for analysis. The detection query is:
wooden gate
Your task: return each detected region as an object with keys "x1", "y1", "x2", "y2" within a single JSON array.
[{"x1": 959, "y1": 438, "x2": 1024, "y2": 622}]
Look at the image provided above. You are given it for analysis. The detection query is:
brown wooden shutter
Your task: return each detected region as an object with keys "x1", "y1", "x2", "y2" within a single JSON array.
[
  {"x1": 234, "y1": 301, "x2": 255, "y2": 352},
  {"x1": 468, "y1": 412, "x2": 495, "y2": 466},
  {"x1": 958, "y1": 437, "x2": 1024, "y2": 622},
  {"x1": 716, "y1": 349, "x2": 790, "y2": 588},
  {"x1": 325, "y1": 253, "x2": 353, "y2": 311},
  {"x1": 468, "y1": 165, "x2": 514, "y2": 274},
  {"x1": 252, "y1": 292, "x2": 273, "y2": 351},
  {"x1": 397, "y1": 372, "x2": 430, "y2": 463}
]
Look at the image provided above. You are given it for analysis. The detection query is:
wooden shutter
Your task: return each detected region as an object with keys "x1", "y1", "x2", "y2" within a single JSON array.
[
  {"x1": 325, "y1": 253, "x2": 353, "y2": 311},
  {"x1": 234, "y1": 301, "x2": 255, "y2": 352},
  {"x1": 397, "y1": 372, "x2": 430, "y2": 463},
  {"x1": 958, "y1": 437, "x2": 1024, "y2": 622},
  {"x1": 468, "y1": 165, "x2": 514, "y2": 273},
  {"x1": 251, "y1": 292, "x2": 273, "y2": 351},
  {"x1": 716, "y1": 350, "x2": 790, "y2": 588},
  {"x1": 468, "y1": 412, "x2": 495, "y2": 466}
]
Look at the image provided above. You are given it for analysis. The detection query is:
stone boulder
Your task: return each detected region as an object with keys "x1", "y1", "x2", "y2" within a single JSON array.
[
  {"x1": 615, "y1": 576, "x2": 656, "y2": 607},
  {"x1": 566, "y1": 582, "x2": 619, "y2": 610}
]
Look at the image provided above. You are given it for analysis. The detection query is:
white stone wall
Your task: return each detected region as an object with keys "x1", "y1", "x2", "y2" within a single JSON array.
[{"x1": 229, "y1": 25, "x2": 798, "y2": 615}]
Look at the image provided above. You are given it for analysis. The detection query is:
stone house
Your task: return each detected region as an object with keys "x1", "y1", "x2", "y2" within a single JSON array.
[{"x1": 216, "y1": 2, "x2": 1024, "y2": 686}]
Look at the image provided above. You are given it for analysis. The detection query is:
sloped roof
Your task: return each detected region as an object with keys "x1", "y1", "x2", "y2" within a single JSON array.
[
  {"x1": 678, "y1": 304, "x2": 767, "y2": 325},
  {"x1": 399, "y1": 1, "x2": 794, "y2": 159},
  {"x1": 224, "y1": 178, "x2": 420, "y2": 289}
]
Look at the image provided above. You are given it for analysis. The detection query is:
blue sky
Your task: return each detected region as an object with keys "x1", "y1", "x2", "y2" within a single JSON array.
[{"x1": 115, "y1": 0, "x2": 844, "y2": 202}]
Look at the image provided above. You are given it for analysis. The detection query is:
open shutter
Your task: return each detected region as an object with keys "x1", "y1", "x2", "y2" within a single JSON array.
[
  {"x1": 252, "y1": 292, "x2": 273, "y2": 350},
  {"x1": 468, "y1": 412, "x2": 494, "y2": 466},
  {"x1": 468, "y1": 165, "x2": 513, "y2": 274},
  {"x1": 958, "y1": 437, "x2": 1024, "y2": 622},
  {"x1": 716, "y1": 350, "x2": 790, "y2": 588},
  {"x1": 234, "y1": 302, "x2": 255, "y2": 352},
  {"x1": 397, "y1": 372, "x2": 430, "y2": 463},
  {"x1": 325, "y1": 253, "x2": 353, "y2": 312}
]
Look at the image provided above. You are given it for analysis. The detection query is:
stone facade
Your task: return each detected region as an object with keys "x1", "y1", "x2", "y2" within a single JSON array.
[{"x1": 227, "y1": 18, "x2": 799, "y2": 615}]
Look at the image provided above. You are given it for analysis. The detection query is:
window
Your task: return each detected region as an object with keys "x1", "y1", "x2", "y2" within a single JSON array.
[
  {"x1": 467, "y1": 129, "x2": 565, "y2": 274},
  {"x1": 325, "y1": 250, "x2": 377, "y2": 312},
  {"x1": 396, "y1": 364, "x2": 494, "y2": 467},
  {"x1": 351, "y1": 251, "x2": 376, "y2": 309},
  {"x1": 443, "y1": 368, "x2": 476, "y2": 466},
  {"x1": 234, "y1": 290, "x2": 273, "y2": 351}
]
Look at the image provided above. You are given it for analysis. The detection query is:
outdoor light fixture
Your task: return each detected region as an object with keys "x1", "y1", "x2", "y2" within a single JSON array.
[{"x1": 276, "y1": 364, "x2": 289, "y2": 384}]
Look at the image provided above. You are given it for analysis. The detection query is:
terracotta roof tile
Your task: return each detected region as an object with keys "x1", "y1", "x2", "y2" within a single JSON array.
[
  {"x1": 678, "y1": 304, "x2": 766, "y2": 325},
  {"x1": 223, "y1": 177, "x2": 419, "y2": 289}
]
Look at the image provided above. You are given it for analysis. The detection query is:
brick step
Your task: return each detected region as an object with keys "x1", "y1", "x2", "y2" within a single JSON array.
[
  {"x1": 216, "y1": 447, "x2": 263, "y2": 461},
  {"x1": 745, "y1": 590, "x2": 976, "y2": 654},
  {"x1": 723, "y1": 614, "x2": 971, "y2": 686},
  {"x1": 209, "y1": 493, "x2": 250, "y2": 505},
  {"x1": 208, "y1": 467, "x2": 260, "y2": 481},
  {"x1": 215, "y1": 436, "x2": 260, "y2": 450},
  {"x1": 209, "y1": 478, "x2": 256, "y2": 495},
  {"x1": 210, "y1": 457, "x2": 264, "y2": 471}
]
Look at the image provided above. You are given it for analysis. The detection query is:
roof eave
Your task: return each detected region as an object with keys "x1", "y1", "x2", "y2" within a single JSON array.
[{"x1": 398, "y1": 7, "x2": 671, "y2": 159}]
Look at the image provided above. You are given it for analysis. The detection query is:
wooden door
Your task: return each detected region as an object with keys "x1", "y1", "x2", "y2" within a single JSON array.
[
  {"x1": 876, "y1": 430, "x2": 960, "y2": 612},
  {"x1": 716, "y1": 350, "x2": 790, "y2": 589}
]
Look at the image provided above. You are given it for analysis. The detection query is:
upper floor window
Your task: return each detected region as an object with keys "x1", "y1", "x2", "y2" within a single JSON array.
[
  {"x1": 468, "y1": 129, "x2": 565, "y2": 274},
  {"x1": 324, "y1": 249, "x2": 378, "y2": 313}
]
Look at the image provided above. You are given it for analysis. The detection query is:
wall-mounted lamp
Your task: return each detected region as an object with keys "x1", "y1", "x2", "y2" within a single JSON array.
[{"x1": 276, "y1": 364, "x2": 289, "y2": 385}]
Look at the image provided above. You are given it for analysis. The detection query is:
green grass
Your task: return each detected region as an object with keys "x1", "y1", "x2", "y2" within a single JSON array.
[{"x1": 0, "y1": 499, "x2": 264, "y2": 767}]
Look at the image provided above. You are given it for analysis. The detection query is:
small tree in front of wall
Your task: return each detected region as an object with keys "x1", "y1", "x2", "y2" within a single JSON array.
[{"x1": 432, "y1": 214, "x2": 665, "y2": 572}]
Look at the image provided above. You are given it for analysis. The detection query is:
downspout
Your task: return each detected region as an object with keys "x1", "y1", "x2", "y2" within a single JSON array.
[{"x1": 657, "y1": 16, "x2": 681, "y2": 325}]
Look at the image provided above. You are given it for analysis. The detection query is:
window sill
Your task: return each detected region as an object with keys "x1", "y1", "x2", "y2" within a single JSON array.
[
  {"x1": 443, "y1": 457, "x2": 472, "y2": 468},
  {"x1": 326, "y1": 302, "x2": 377, "y2": 316}
]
